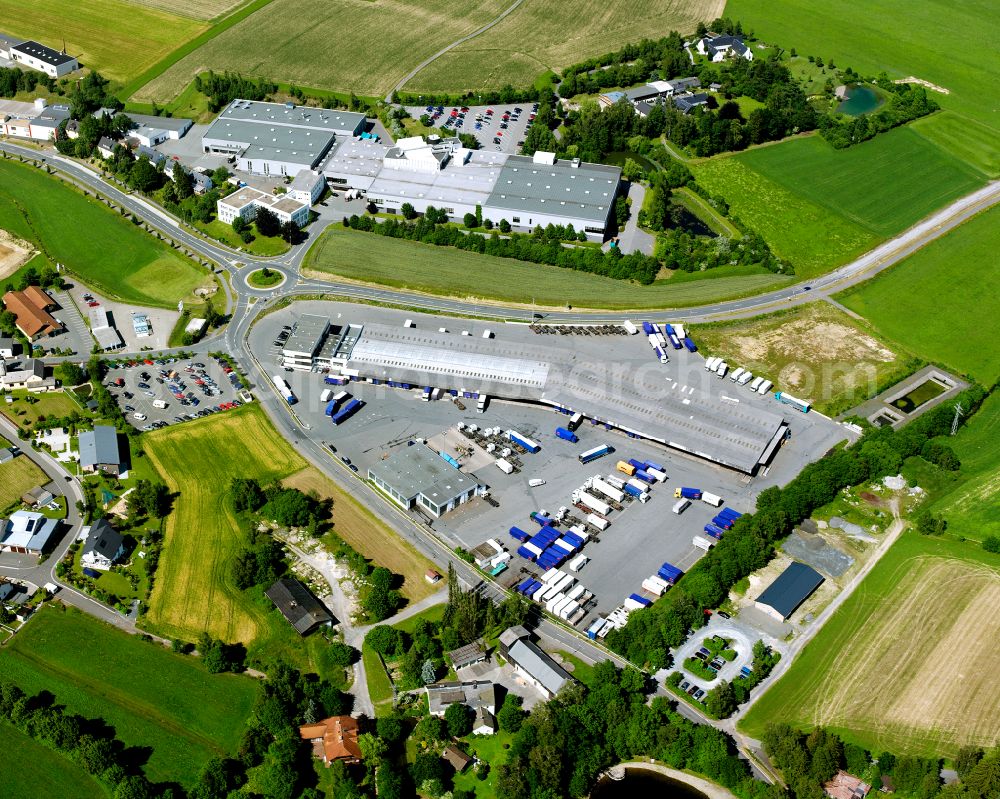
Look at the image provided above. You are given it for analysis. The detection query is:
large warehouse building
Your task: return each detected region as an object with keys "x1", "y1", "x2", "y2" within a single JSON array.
[
  {"x1": 202, "y1": 100, "x2": 366, "y2": 178},
  {"x1": 754, "y1": 562, "x2": 824, "y2": 621},
  {"x1": 323, "y1": 134, "x2": 620, "y2": 239},
  {"x1": 288, "y1": 320, "x2": 788, "y2": 474},
  {"x1": 368, "y1": 444, "x2": 484, "y2": 517}
]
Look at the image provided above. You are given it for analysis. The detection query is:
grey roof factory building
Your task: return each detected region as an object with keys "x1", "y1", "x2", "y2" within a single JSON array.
[
  {"x1": 202, "y1": 99, "x2": 366, "y2": 178},
  {"x1": 755, "y1": 562, "x2": 825, "y2": 622},
  {"x1": 368, "y1": 443, "x2": 483, "y2": 518}
]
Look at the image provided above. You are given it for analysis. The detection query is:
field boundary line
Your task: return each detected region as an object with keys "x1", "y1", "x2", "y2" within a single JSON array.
[
  {"x1": 120, "y1": 0, "x2": 278, "y2": 101},
  {"x1": 388, "y1": 0, "x2": 529, "y2": 101}
]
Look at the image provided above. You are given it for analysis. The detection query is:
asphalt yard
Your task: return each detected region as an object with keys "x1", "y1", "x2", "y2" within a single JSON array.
[
  {"x1": 103, "y1": 355, "x2": 248, "y2": 431},
  {"x1": 404, "y1": 101, "x2": 540, "y2": 154}
]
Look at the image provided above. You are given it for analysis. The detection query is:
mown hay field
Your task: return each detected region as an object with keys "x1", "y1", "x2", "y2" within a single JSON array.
[
  {"x1": 283, "y1": 466, "x2": 437, "y2": 602},
  {"x1": 692, "y1": 302, "x2": 914, "y2": 415},
  {"x1": 133, "y1": 0, "x2": 510, "y2": 103},
  {"x1": 127, "y1": 0, "x2": 248, "y2": 21},
  {"x1": 838, "y1": 205, "x2": 1000, "y2": 387},
  {"x1": 725, "y1": 0, "x2": 1000, "y2": 176},
  {"x1": 740, "y1": 533, "x2": 1000, "y2": 758},
  {"x1": 1, "y1": 721, "x2": 107, "y2": 799},
  {"x1": 0, "y1": 160, "x2": 213, "y2": 309},
  {"x1": 693, "y1": 128, "x2": 986, "y2": 277},
  {"x1": 144, "y1": 404, "x2": 305, "y2": 642},
  {"x1": 303, "y1": 226, "x2": 792, "y2": 310},
  {"x1": 0, "y1": 0, "x2": 206, "y2": 84},
  {"x1": 403, "y1": 0, "x2": 725, "y2": 94},
  {"x1": 0, "y1": 606, "x2": 259, "y2": 787}
]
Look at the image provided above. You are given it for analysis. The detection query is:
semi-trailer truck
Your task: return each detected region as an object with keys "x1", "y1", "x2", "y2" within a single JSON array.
[
  {"x1": 672, "y1": 499, "x2": 690, "y2": 514},
  {"x1": 556, "y1": 427, "x2": 579, "y2": 443},
  {"x1": 508, "y1": 430, "x2": 541, "y2": 453},
  {"x1": 683, "y1": 336, "x2": 698, "y2": 352},
  {"x1": 674, "y1": 487, "x2": 702, "y2": 499},
  {"x1": 775, "y1": 392, "x2": 810, "y2": 412},
  {"x1": 272, "y1": 375, "x2": 297, "y2": 405},
  {"x1": 622, "y1": 320, "x2": 638, "y2": 335},
  {"x1": 568, "y1": 412, "x2": 584, "y2": 431},
  {"x1": 578, "y1": 444, "x2": 611, "y2": 464}
]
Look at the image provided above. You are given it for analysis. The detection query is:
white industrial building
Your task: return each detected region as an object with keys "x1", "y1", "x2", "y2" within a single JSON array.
[
  {"x1": 324, "y1": 134, "x2": 621, "y2": 239},
  {"x1": 202, "y1": 99, "x2": 366, "y2": 178},
  {"x1": 216, "y1": 186, "x2": 310, "y2": 228},
  {"x1": 1, "y1": 98, "x2": 70, "y2": 141},
  {"x1": 289, "y1": 169, "x2": 326, "y2": 204},
  {"x1": 9, "y1": 40, "x2": 78, "y2": 78}
]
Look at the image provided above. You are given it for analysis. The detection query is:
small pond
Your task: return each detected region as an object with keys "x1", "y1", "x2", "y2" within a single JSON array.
[
  {"x1": 668, "y1": 205, "x2": 715, "y2": 237},
  {"x1": 837, "y1": 84, "x2": 882, "y2": 116},
  {"x1": 591, "y1": 767, "x2": 713, "y2": 799},
  {"x1": 890, "y1": 378, "x2": 948, "y2": 414}
]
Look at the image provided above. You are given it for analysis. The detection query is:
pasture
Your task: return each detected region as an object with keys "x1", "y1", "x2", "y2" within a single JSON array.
[
  {"x1": 0, "y1": 453, "x2": 48, "y2": 511},
  {"x1": 740, "y1": 532, "x2": 1000, "y2": 758},
  {"x1": 1, "y1": 721, "x2": 107, "y2": 799},
  {"x1": 0, "y1": 0, "x2": 205, "y2": 84},
  {"x1": 838, "y1": 206, "x2": 1000, "y2": 386},
  {"x1": 0, "y1": 161, "x2": 212, "y2": 308},
  {"x1": 132, "y1": 0, "x2": 511, "y2": 104},
  {"x1": 144, "y1": 404, "x2": 306, "y2": 642},
  {"x1": 283, "y1": 467, "x2": 437, "y2": 603},
  {"x1": 691, "y1": 302, "x2": 915, "y2": 415},
  {"x1": 693, "y1": 128, "x2": 986, "y2": 276},
  {"x1": 403, "y1": 0, "x2": 725, "y2": 94},
  {"x1": 127, "y1": 0, "x2": 248, "y2": 21},
  {"x1": 724, "y1": 0, "x2": 1000, "y2": 176},
  {"x1": 303, "y1": 226, "x2": 791, "y2": 309},
  {"x1": 0, "y1": 606, "x2": 259, "y2": 787}
]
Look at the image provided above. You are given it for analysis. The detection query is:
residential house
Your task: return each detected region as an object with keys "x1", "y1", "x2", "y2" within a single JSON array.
[
  {"x1": 0, "y1": 336, "x2": 16, "y2": 358},
  {"x1": 696, "y1": 34, "x2": 753, "y2": 62},
  {"x1": 78, "y1": 426, "x2": 127, "y2": 476},
  {"x1": 825, "y1": 772, "x2": 872, "y2": 799},
  {"x1": 425, "y1": 680, "x2": 497, "y2": 718},
  {"x1": 598, "y1": 90, "x2": 626, "y2": 109},
  {"x1": 20, "y1": 484, "x2": 54, "y2": 508},
  {"x1": 3, "y1": 285, "x2": 63, "y2": 340},
  {"x1": 299, "y1": 716, "x2": 362, "y2": 766},
  {"x1": 472, "y1": 706, "x2": 497, "y2": 735},
  {"x1": 0, "y1": 359, "x2": 55, "y2": 391},
  {"x1": 0, "y1": 510, "x2": 59, "y2": 555},
  {"x1": 97, "y1": 136, "x2": 118, "y2": 159},
  {"x1": 673, "y1": 93, "x2": 710, "y2": 114},
  {"x1": 265, "y1": 577, "x2": 334, "y2": 635},
  {"x1": 442, "y1": 745, "x2": 473, "y2": 773},
  {"x1": 135, "y1": 144, "x2": 166, "y2": 168},
  {"x1": 498, "y1": 626, "x2": 573, "y2": 698},
  {"x1": 80, "y1": 518, "x2": 126, "y2": 571}
]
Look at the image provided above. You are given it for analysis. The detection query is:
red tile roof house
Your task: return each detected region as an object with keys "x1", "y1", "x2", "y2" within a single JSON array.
[
  {"x1": 299, "y1": 716, "x2": 362, "y2": 766},
  {"x1": 825, "y1": 771, "x2": 872, "y2": 799}
]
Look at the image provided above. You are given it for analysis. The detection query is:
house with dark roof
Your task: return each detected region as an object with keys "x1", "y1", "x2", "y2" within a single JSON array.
[
  {"x1": 673, "y1": 92, "x2": 710, "y2": 114},
  {"x1": 473, "y1": 706, "x2": 497, "y2": 735},
  {"x1": 80, "y1": 518, "x2": 125, "y2": 571},
  {"x1": 9, "y1": 40, "x2": 79, "y2": 78},
  {"x1": 20, "y1": 484, "x2": 54, "y2": 508},
  {"x1": 447, "y1": 640, "x2": 487, "y2": 670},
  {"x1": 696, "y1": 34, "x2": 753, "y2": 62},
  {"x1": 425, "y1": 680, "x2": 497, "y2": 718},
  {"x1": 265, "y1": 577, "x2": 334, "y2": 635},
  {"x1": 498, "y1": 626, "x2": 573, "y2": 698},
  {"x1": 755, "y1": 561, "x2": 825, "y2": 621},
  {"x1": 97, "y1": 136, "x2": 118, "y2": 159},
  {"x1": 442, "y1": 744, "x2": 473, "y2": 773},
  {"x1": 0, "y1": 358, "x2": 54, "y2": 391},
  {"x1": 299, "y1": 716, "x2": 361, "y2": 766},
  {"x1": 78, "y1": 426, "x2": 126, "y2": 476}
]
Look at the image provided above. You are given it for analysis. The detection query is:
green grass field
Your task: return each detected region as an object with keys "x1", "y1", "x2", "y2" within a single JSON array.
[
  {"x1": 0, "y1": 160, "x2": 212, "y2": 308},
  {"x1": 0, "y1": 721, "x2": 108, "y2": 798},
  {"x1": 724, "y1": 0, "x2": 1000, "y2": 177},
  {"x1": 693, "y1": 128, "x2": 986, "y2": 277},
  {"x1": 739, "y1": 531, "x2": 1000, "y2": 758},
  {"x1": 144, "y1": 404, "x2": 306, "y2": 642},
  {"x1": 0, "y1": 453, "x2": 48, "y2": 512},
  {"x1": 304, "y1": 226, "x2": 791, "y2": 309},
  {"x1": 0, "y1": 606, "x2": 259, "y2": 787},
  {"x1": 128, "y1": 0, "x2": 247, "y2": 21},
  {"x1": 132, "y1": 0, "x2": 511, "y2": 103},
  {"x1": 403, "y1": 0, "x2": 724, "y2": 94},
  {"x1": 692, "y1": 302, "x2": 916, "y2": 415},
  {"x1": 0, "y1": 0, "x2": 205, "y2": 85},
  {"x1": 838, "y1": 206, "x2": 1000, "y2": 386},
  {"x1": 925, "y1": 391, "x2": 1000, "y2": 543}
]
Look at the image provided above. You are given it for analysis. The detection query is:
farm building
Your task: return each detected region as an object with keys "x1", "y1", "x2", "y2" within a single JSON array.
[
  {"x1": 299, "y1": 716, "x2": 362, "y2": 766},
  {"x1": 755, "y1": 561, "x2": 825, "y2": 621},
  {"x1": 367, "y1": 443, "x2": 484, "y2": 518},
  {"x1": 9, "y1": 41, "x2": 78, "y2": 77},
  {"x1": 80, "y1": 518, "x2": 125, "y2": 571},
  {"x1": 0, "y1": 510, "x2": 59, "y2": 556},
  {"x1": 202, "y1": 99, "x2": 365, "y2": 178},
  {"x1": 265, "y1": 577, "x2": 334, "y2": 635},
  {"x1": 498, "y1": 626, "x2": 573, "y2": 699},
  {"x1": 3, "y1": 285, "x2": 62, "y2": 340},
  {"x1": 447, "y1": 640, "x2": 487, "y2": 670},
  {"x1": 78, "y1": 426, "x2": 127, "y2": 476}
]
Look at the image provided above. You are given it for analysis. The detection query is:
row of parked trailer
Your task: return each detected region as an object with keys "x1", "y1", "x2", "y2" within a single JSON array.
[
  {"x1": 320, "y1": 389, "x2": 365, "y2": 425},
  {"x1": 635, "y1": 321, "x2": 698, "y2": 364},
  {"x1": 702, "y1": 356, "x2": 774, "y2": 395},
  {"x1": 514, "y1": 568, "x2": 593, "y2": 624}
]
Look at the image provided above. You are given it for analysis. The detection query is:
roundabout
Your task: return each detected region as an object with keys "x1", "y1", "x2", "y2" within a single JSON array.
[{"x1": 244, "y1": 266, "x2": 288, "y2": 291}]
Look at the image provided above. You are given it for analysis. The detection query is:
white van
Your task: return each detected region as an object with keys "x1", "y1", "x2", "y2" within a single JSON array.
[
  {"x1": 133, "y1": 412, "x2": 147, "y2": 421},
  {"x1": 152, "y1": 400, "x2": 168, "y2": 409}
]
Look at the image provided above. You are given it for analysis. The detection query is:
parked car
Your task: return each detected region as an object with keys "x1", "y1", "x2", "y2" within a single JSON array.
[
  {"x1": 132, "y1": 412, "x2": 146, "y2": 421},
  {"x1": 124, "y1": 405, "x2": 135, "y2": 412}
]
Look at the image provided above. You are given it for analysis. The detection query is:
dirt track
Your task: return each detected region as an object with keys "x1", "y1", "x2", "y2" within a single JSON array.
[{"x1": 0, "y1": 229, "x2": 35, "y2": 280}]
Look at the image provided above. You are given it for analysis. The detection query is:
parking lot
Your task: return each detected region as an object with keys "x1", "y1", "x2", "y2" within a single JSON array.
[
  {"x1": 404, "y1": 102, "x2": 539, "y2": 154},
  {"x1": 103, "y1": 355, "x2": 249, "y2": 431}
]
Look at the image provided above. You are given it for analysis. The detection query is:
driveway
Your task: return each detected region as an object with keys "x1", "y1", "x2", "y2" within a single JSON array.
[
  {"x1": 614, "y1": 181, "x2": 655, "y2": 255},
  {"x1": 672, "y1": 616, "x2": 758, "y2": 685}
]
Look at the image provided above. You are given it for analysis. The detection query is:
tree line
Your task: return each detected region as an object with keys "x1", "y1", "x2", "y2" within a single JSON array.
[
  {"x1": 606, "y1": 385, "x2": 989, "y2": 669},
  {"x1": 343, "y1": 214, "x2": 662, "y2": 284},
  {"x1": 194, "y1": 72, "x2": 277, "y2": 113}
]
